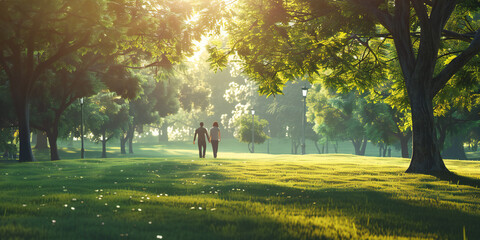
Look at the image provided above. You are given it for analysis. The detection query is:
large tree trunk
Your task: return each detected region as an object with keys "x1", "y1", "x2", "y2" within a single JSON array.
[
  {"x1": 35, "y1": 130, "x2": 49, "y2": 149},
  {"x1": 121, "y1": 123, "x2": 135, "y2": 154},
  {"x1": 101, "y1": 131, "x2": 107, "y2": 158},
  {"x1": 406, "y1": 89, "x2": 448, "y2": 173},
  {"x1": 120, "y1": 138, "x2": 127, "y2": 154},
  {"x1": 128, "y1": 126, "x2": 134, "y2": 154},
  {"x1": 46, "y1": 114, "x2": 63, "y2": 161},
  {"x1": 380, "y1": 0, "x2": 449, "y2": 173},
  {"x1": 159, "y1": 121, "x2": 169, "y2": 142},
  {"x1": 46, "y1": 130, "x2": 60, "y2": 161},
  {"x1": 352, "y1": 138, "x2": 362, "y2": 155},
  {"x1": 120, "y1": 134, "x2": 127, "y2": 154},
  {"x1": 14, "y1": 98, "x2": 35, "y2": 162},
  {"x1": 399, "y1": 134, "x2": 410, "y2": 158},
  {"x1": 359, "y1": 136, "x2": 368, "y2": 156}
]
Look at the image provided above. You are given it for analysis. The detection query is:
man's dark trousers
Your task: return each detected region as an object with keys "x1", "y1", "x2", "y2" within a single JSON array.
[{"x1": 198, "y1": 141, "x2": 206, "y2": 158}]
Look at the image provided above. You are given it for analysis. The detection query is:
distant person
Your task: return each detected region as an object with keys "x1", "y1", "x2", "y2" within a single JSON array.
[
  {"x1": 193, "y1": 122, "x2": 210, "y2": 158},
  {"x1": 210, "y1": 122, "x2": 221, "y2": 158}
]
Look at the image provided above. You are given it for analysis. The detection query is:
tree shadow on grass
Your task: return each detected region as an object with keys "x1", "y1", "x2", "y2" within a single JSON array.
[
  {"x1": 3, "y1": 160, "x2": 480, "y2": 239},
  {"x1": 432, "y1": 171, "x2": 480, "y2": 188}
]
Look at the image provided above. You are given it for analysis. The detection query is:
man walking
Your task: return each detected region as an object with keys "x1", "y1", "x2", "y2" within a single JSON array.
[{"x1": 193, "y1": 122, "x2": 210, "y2": 158}]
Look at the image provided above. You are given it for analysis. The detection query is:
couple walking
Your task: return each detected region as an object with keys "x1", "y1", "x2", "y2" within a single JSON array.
[{"x1": 193, "y1": 122, "x2": 221, "y2": 158}]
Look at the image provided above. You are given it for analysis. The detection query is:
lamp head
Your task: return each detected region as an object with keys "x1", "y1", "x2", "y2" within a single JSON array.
[{"x1": 302, "y1": 87, "x2": 308, "y2": 97}]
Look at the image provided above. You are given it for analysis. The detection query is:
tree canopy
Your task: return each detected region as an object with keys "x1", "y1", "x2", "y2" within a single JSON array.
[
  {"x1": 209, "y1": 0, "x2": 480, "y2": 174},
  {"x1": 0, "y1": 0, "x2": 224, "y2": 162}
]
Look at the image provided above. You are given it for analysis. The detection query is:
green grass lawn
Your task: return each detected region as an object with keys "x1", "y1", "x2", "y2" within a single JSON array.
[
  {"x1": 1, "y1": 142, "x2": 480, "y2": 239},
  {"x1": 33, "y1": 137, "x2": 406, "y2": 160}
]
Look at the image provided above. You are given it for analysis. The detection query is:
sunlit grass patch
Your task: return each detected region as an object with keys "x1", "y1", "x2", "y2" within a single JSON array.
[{"x1": 1, "y1": 154, "x2": 480, "y2": 239}]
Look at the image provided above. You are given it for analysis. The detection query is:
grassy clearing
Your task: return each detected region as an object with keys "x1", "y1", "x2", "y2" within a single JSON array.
[
  {"x1": 31, "y1": 137, "x2": 408, "y2": 160},
  {"x1": 1, "y1": 143, "x2": 480, "y2": 239}
]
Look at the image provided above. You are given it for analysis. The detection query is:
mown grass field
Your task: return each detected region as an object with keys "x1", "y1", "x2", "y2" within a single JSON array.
[{"x1": 1, "y1": 140, "x2": 480, "y2": 239}]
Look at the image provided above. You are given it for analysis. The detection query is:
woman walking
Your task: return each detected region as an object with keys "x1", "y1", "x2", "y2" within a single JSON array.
[{"x1": 210, "y1": 122, "x2": 221, "y2": 158}]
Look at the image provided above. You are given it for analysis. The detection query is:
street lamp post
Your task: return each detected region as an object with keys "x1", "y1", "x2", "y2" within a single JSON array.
[
  {"x1": 80, "y1": 98, "x2": 85, "y2": 159},
  {"x1": 251, "y1": 108, "x2": 255, "y2": 153},
  {"x1": 301, "y1": 86, "x2": 308, "y2": 155}
]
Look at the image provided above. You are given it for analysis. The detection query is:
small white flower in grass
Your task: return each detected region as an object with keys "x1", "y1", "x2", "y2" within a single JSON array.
[
  {"x1": 190, "y1": 207, "x2": 195, "y2": 210},
  {"x1": 198, "y1": 207, "x2": 202, "y2": 210},
  {"x1": 101, "y1": 222, "x2": 105, "y2": 225},
  {"x1": 116, "y1": 205, "x2": 120, "y2": 208},
  {"x1": 64, "y1": 204, "x2": 68, "y2": 207},
  {"x1": 211, "y1": 208, "x2": 216, "y2": 211},
  {"x1": 138, "y1": 208, "x2": 142, "y2": 212},
  {"x1": 148, "y1": 221, "x2": 152, "y2": 224},
  {"x1": 97, "y1": 214, "x2": 101, "y2": 217},
  {"x1": 165, "y1": 194, "x2": 168, "y2": 197},
  {"x1": 22, "y1": 204, "x2": 27, "y2": 207},
  {"x1": 95, "y1": 190, "x2": 99, "y2": 192},
  {"x1": 72, "y1": 198, "x2": 77, "y2": 201},
  {"x1": 52, "y1": 220, "x2": 56, "y2": 224},
  {"x1": 71, "y1": 207, "x2": 75, "y2": 211},
  {"x1": 156, "y1": 235, "x2": 163, "y2": 239},
  {"x1": 105, "y1": 203, "x2": 108, "y2": 206}
]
